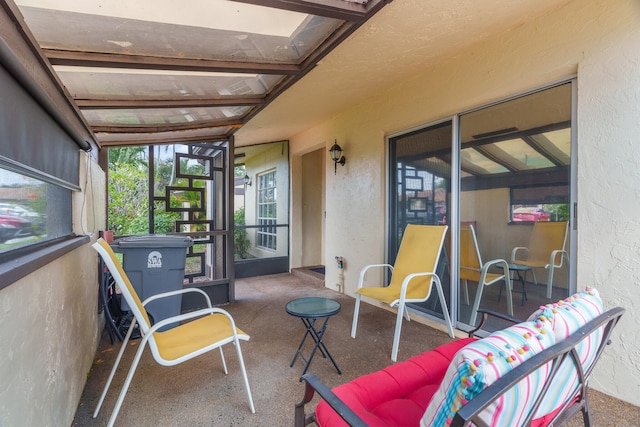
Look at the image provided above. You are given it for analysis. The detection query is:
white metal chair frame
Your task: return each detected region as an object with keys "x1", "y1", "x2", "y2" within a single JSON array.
[
  {"x1": 92, "y1": 239, "x2": 255, "y2": 427},
  {"x1": 511, "y1": 222, "x2": 569, "y2": 299},
  {"x1": 351, "y1": 265, "x2": 455, "y2": 362},
  {"x1": 460, "y1": 224, "x2": 513, "y2": 326},
  {"x1": 350, "y1": 226, "x2": 454, "y2": 362}
]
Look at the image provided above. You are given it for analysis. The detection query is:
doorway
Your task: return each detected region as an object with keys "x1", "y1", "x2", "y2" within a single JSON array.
[
  {"x1": 301, "y1": 148, "x2": 325, "y2": 269},
  {"x1": 233, "y1": 141, "x2": 290, "y2": 278}
]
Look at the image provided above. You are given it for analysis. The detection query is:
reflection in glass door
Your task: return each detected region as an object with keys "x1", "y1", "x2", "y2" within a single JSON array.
[
  {"x1": 458, "y1": 82, "x2": 574, "y2": 329},
  {"x1": 388, "y1": 81, "x2": 575, "y2": 333},
  {"x1": 389, "y1": 120, "x2": 453, "y2": 322}
]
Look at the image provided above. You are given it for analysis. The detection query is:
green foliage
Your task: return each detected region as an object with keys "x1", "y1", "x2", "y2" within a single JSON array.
[
  {"x1": 543, "y1": 203, "x2": 570, "y2": 221},
  {"x1": 108, "y1": 145, "x2": 220, "y2": 237},
  {"x1": 555, "y1": 204, "x2": 570, "y2": 221},
  {"x1": 234, "y1": 206, "x2": 251, "y2": 259},
  {"x1": 108, "y1": 146, "x2": 146, "y2": 168},
  {"x1": 108, "y1": 162, "x2": 149, "y2": 235},
  {"x1": 127, "y1": 210, "x2": 180, "y2": 234}
]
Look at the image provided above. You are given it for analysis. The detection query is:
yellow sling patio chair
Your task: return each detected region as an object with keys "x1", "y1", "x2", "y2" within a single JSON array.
[
  {"x1": 511, "y1": 221, "x2": 569, "y2": 299},
  {"x1": 92, "y1": 238, "x2": 255, "y2": 427},
  {"x1": 350, "y1": 224, "x2": 455, "y2": 362},
  {"x1": 460, "y1": 224, "x2": 512, "y2": 326}
]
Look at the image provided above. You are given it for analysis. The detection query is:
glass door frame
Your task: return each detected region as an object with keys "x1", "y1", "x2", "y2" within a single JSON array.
[{"x1": 387, "y1": 78, "x2": 578, "y2": 332}]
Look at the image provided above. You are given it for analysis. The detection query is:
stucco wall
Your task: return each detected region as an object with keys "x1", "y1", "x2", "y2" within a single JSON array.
[
  {"x1": 0, "y1": 153, "x2": 105, "y2": 425},
  {"x1": 289, "y1": 0, "x2": 640, "y2": 405},
  {"x1": 575, "y1": 1, "x2": 640, "y2": 398}
]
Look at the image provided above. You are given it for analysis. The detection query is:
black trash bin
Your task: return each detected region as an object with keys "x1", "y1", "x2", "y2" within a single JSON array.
[{"x1": 111, "y1": 234, "x2": 193, "y2": 331}]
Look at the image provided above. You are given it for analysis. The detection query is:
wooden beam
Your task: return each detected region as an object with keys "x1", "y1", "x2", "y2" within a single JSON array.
[
  {"x1": 229, "y1": 0, "x2": 371, "y2": 21},
  {"x1": 75, "y1": 97, "x2": 265, "y2": 109},
  {"x1": 461, "y1": 167, "x2": 569, "y2": 192},
  {"x1": 45, "y1": 49, "x2": 300, "y2": 75},
  {"x1": 96, "y1": 133, "x2": 232, "y2": 147},
  {"x1": 90, "y1": 118, "x2": 243, "y2": 133}
]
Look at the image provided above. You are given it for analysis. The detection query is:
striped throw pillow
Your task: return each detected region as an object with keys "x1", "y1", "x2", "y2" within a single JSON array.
[{"x1": 421, "y1": 313, "x2": 555, "y2": 427}]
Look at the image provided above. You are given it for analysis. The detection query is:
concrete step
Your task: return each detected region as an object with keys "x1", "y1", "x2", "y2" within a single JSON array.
[{"x1": 291, "y1": 266, "x2": 325, "y2": 287}]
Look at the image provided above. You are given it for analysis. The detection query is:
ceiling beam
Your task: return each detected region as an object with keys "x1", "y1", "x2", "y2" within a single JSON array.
[
  {"x1": 461, "y1": 167, "x2": 570, "y2": 192},
  {"x1": 75, "y1": 97, "x2": 264, "y2": 109},
  {"x1": 229, "y1": 0, "x2": 371, "y2": 21},
  {"x1": 522, "y1": 135, "x2": 565, "y2": 167},
  {"x1": 45, "y1": 49, "x2": 300, "y2": 75},
  {"x1": 90, "y1": 118, "x2": 243, "y2": 133},
  {"x1": 473, "y1": 146, "x2": 518, "y2": 172},
  {"x1": 96, "y1": 134, "x2": 231, "y2": 147}
]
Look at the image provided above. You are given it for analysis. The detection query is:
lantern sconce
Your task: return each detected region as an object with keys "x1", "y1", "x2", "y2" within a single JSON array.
[
  {"x1": 329, "y1": 140, "x2": 346, "y2": 174},
  {"x1": 244, "y1": 174, "x2": 252, "y2": 187}
]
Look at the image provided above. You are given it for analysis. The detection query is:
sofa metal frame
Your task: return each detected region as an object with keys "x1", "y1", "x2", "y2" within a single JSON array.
[{"x1": 295, "y1": 307, "x2": 624, "y2": 427}]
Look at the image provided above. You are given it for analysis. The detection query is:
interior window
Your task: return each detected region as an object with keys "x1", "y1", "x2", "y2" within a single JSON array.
[
  {"x1": 510, "y1": 185, "x2": 569, "y2": 223},
  {"x1": 257, "y1": 170, "x2": 277, "y2": 251}
]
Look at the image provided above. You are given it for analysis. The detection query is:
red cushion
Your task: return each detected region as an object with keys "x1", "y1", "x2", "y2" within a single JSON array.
[{"x1": 315, "y1": 338, "x2": 476, "y2": 427}]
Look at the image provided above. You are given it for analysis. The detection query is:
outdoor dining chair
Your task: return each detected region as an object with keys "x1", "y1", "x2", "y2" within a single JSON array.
[
  {"x1": 351, "y1": 224, "x2": 454, "y2": 362},
  {"x1": 92, "y1": 238, "x2": 255, "y2": 427},
  {"x1": 460, "y1": 224, "x2": 512, "y2": 326},
  {"x1": 511, "y1": 221, "x2": 569, "y2": 299}
]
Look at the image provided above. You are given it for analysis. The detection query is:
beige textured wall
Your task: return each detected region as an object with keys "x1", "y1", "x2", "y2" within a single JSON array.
[
  {"x1": 289, "y1": 0, "x2": 640, "y2": 405},
  {"x1": 574, "y1": 1, "x2": 640, "y2": 399},
  {"x1": 0, "y1": 153, "x2": 105, "y2": 425}
]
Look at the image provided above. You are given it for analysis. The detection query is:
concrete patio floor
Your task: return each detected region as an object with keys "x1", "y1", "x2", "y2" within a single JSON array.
[{"x1": 73, "y1": 273, "x2": 640, "y2": 426}]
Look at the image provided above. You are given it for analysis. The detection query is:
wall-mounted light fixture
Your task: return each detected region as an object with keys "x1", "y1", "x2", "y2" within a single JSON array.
[
  {"x1": 244, "y1": 174, "x2": 252, "y2": 187},
  {"x1": 329, "y1": 140, "x2": 346, "y2": 174}
]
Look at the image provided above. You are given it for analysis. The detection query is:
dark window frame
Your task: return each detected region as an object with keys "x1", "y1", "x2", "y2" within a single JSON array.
[{"x1": 0, "y1": 235, "x2": 88, "y2": 291}]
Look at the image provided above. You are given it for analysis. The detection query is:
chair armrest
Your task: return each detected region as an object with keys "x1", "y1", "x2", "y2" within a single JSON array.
[
  {"x1": 479, "y1": 258, "x2": 509, "y2": 285},
  {"x1": 357, "y1": 263, "x2": 394, "y2": 289},
  {"x1": 142, "y1": 287, "x2": 212, "y2": 308},
  {"x1": 483, "y1": 258, "x2": 508, "y2": 272},
  {"x1": 547, "y1": 249, "x2": 568, "y2": 269},
  {"x1": 511, "y1": 246, "x2": 528, "y2": 262},
  {"x1": 468, "y1": 309, "x2": 522, "y2": 336},
  {"x1": 399, "y1": 271, "x2": 437, "y2": 298},
  {"x1": 295, "y1": 373, "x2": 367, "y2": 427}
]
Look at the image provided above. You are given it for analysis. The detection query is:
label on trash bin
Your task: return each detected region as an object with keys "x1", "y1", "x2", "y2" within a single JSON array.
[{"x1": 147, "y1": 251, "x2": 163, "y2": 268}]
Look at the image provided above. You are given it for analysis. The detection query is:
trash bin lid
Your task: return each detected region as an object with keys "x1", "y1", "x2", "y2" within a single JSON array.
[{"x1": 112, "y1": 234, "x2": 193, "y2": 248}]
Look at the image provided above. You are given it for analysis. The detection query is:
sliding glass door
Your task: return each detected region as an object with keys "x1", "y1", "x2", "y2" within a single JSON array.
[
  {"x1": 389, "y1": 120, "x2": 453, "y2": 322},
  {"x1": 389, "y1": 81, "x2": 575, "y2": 331},
  {"x1": 458, "y1": 82, "x2": 573, "y2": 327}
]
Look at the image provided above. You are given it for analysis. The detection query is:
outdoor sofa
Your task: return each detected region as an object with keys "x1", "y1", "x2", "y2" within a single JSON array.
[{"x1": 295, "y1": 288, "x2": 623, "y2": 427}]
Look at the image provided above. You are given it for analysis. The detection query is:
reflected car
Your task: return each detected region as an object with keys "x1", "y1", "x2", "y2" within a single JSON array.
[
  {"x1": 512, "y1": 207, "x2": 551, "y2": 222},
  {"x1": 0, "y1": 203, "x2": 39, "y2": 218},
  {"x1": 0, "y1": 214, "x2": 34, "y2": 243}
]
